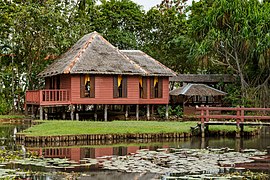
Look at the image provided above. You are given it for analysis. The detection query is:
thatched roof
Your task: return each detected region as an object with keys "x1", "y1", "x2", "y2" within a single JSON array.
[
  {"x1": 169, "y1": 74, "x2": 236, "y2": 83},
  {"x1": 170, "y1": 84, "x2": 227, "y2": 96},
  {"x1": 39, "y1": 32, "x2": 175, "y2": 77},
  {"x1": 120, "y1": 50, "x2": 176, "y2": 77}
]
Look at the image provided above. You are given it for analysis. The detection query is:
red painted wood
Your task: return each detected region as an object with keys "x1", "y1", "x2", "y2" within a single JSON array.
[
  {"x1": 197, "y1": 106, "x2": 270, "y2": 123},
  {"x1": 71, "y1": 75, "x2": 169, "y2": 105},
  {"x1": 26, "y1": 75, "x2": 170, "y2": 106}
]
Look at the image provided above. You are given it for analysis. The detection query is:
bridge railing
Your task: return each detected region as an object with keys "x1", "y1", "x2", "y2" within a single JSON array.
[{"x1": 196, "y1": 105, "x2": 270, "y2": 124}]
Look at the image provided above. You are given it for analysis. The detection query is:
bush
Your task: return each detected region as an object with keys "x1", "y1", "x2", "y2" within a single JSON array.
[
  {"x1": 0, "y1": 98, "x2": 11, "y2": 115},
  {"x1": 157, "y1": 105, "x2": 183, "y2": 118}
]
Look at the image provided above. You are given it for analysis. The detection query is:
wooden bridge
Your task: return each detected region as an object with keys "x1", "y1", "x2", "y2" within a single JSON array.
[{"x1": 196, "y1": 106, "x2": 270, "y2": 138}]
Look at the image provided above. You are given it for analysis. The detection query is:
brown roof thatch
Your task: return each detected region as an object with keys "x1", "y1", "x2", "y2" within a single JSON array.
[
  {"x1": 39, "y1": 32, "x2": 175, "y2": 77},
  {"x1": 169, "y1": 74, "x2": 236, "y2": 83},
  {"x1": 120, "y1": 50, "x2": 176, "y2": 77},
  {"x1": 170, "y1": 84, "x2": 227, "y2": 96}
]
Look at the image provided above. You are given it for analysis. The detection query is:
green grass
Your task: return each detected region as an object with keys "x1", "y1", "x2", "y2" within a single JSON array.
[
  {"x1": 0, "y1": 115, "x2": 25, "y2": 119},
  {"x1": 21, "y1": 121, "x2": 197, "y2": 136},
  {"x1": 209, "y1": 125, "x2": 255, "y2": 132},
  {"x1": 20, "y1": 120, "x2": 257, "y2": 137}
]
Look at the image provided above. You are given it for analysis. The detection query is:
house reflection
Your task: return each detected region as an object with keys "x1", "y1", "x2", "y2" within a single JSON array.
[{"x1": 28, "y1": 145, "x2": 169, "y2": 162}]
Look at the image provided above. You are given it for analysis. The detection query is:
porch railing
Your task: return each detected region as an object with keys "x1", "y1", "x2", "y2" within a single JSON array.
[{"x1": 26, "y1": 89, "x2": 70, "y2": 105}]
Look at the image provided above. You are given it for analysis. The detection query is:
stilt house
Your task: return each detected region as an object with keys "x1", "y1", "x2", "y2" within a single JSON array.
[{"x1": 25, "y1": 32, "x2": 176, "y2": 120}]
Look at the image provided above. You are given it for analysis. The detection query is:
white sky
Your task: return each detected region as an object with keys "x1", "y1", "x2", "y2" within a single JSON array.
[{"x1": 131, "y1": 0, "x2": 195, "y2": 11}]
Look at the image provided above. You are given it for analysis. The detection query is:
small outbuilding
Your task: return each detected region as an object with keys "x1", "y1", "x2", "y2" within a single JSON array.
[{"x1": 170, "y1": 83, "x2": 227, "y2": 116}]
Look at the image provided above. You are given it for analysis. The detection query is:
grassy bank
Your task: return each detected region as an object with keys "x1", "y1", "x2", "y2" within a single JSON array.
[
  {"x1": 0, "y1": 115, "x2": 25, "y2": 119},
  {"x1": 20, "y1": 121, "x2": 256, "y2": 137}
]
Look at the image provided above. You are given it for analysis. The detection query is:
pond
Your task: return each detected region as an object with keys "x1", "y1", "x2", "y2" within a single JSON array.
[{"x1": 0, "y1": 121, "x2": 270, "y2": 179}]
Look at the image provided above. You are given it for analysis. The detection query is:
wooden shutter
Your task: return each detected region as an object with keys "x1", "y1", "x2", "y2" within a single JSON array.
[
  {"x1": 142, "y1": 77, "x2": 147, "y2": 99},
  {"x1": 158, "y1": 77, "x2": 163, "y2": 98},
  {"x1": 150, "y1": 77, "x2": 154, "y2": 99},
  {"x1": 80, "y1": 75, "x2": 85, "y2": 98},
  {"x1": 90, "y1": 75, "x2": 95, "y2": 98},
  {"x1": 122, "y1": 76, "x2": 127, "y2": 98},
  {"x1": 45, "y1": 77, "x2": 50, "y2": 89},
  {"x1": 113, "y1": 76, "x2": 118, "y2": 98}
]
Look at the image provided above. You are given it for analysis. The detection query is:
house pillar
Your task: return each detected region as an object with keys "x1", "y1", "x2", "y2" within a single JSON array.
[
  {"x1": 70, "y1": 105, "x2": 74, "y2": 120},
  {"x1": 76, "y1": 113, "x2": 79, "y2": 121},
  {"x1": 25, "y1": 105, "x2": 28, "y2": 115},
  {"x1": 31, "y1": 105, "x2": 34, "y2": 118},
  {"x1": 125, "y1": 105, "x2": 129, "y2": 120},
  {"x1": 147, "y1": 105, "x2": 150, "y2": 120},
  {"x1": 94, "y1": 105, "x2": 98, "y2": 121},
  {"x1": 151, "y1": 105, "x2": 155, "y2": 116},
  {"x1": 136, "y1": 105, "x2": 139, "y2": 121},
  {"x1": 104, "y1": 104, "x2": 108, "y2": 121},
  {"x1": 165, "y1": 104, "x2": 169, "y2": 120},
  {"x1": 39, "y1": 106, "x2": 43, "y2": 120}
]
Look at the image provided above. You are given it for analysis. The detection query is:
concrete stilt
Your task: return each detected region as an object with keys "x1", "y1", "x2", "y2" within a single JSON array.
[
  {"x1": 25, "y1": 105, "x2": 28, "y2": 115},
  {"x1": 104, "y1": 104, "x2": 108, "y2": 121},
  {"x1": 94, "y1": 105, "x2": 98, "y2": 121},
  {"x1": 70, "y1": 105, "x2": 74, "y2": 120},
  {"x1": 45, "y1": 113, "x2": 48, "y2": 120},
  {"x1": 39, "y1": 106, "x2": 43, "y2": 120},
  {"x1": 147, "y1": 104, "x2": 150, "y2": 120},
  {"x1": 125, "y1": 105, "x2": 129, "y2": 120},
  {"x1": 76, "y1": 113, "x2": 79, "y2": 121},
  {"x1": 165, "y1": 104, "x2": 169, "y2": 120},
  {"x1": 136, "y1": 105, "x2": 139, "y2": 121}
]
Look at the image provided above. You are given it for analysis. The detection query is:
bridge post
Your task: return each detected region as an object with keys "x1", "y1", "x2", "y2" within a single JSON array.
[
  {"x1": 236, "y1": 106, "x2": 241, "y2": 138},
  {"x1": 240, "y1": 106, "x2": 245, "y2": 136},
  {"x1": 200, "y1": 105, "x2": 205, "y2": 138}
]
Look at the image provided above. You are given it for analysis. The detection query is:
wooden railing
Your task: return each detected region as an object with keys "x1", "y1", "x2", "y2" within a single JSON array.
[
  {"x1": 196, "y1": 106, "x2": 270, "y2": 124},
  {"x1": 25, "y1": 89, "x2": 70, "y2": 105},
  {"x1": 41, "y1": 89, "x2": 70, "y2": 102},
  {"x1": 196, "y1": 105, "x2": 270, "y2": 137},
  {"x1": 26, "y1": 90, "x2": 40, "y2": 104}
]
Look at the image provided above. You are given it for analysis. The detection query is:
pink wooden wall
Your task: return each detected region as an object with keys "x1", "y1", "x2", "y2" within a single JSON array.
[{"x1": 69, "y1": 75, "x2": 169, "y2": 105}]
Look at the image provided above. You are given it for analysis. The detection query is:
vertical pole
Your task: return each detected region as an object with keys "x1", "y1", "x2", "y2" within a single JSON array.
[
  {"x1": 76, "y1": 113, "x2": 79, "y2": 121},
  {"x1": 125, "y1": 105, "x2": 129, "y2": 120},
  {"x1": 25, "y1": 105, "x2": 28, "y2": 115},
  {"x1": 94, "y1": 105, "x2": 98, "y2": 121},
  {"x1": 165, "y1": 104, "x2": 169, "y2": 120},
  {"x1": 200, "y1": 105, "x2": 205, "y2": 138},
  {"x1": 70, "y1": 105, "x2": 74, "y2": 121},
  {"x1": 147, "y1": 104, "x2": 150, "y2": 120},
  {"x1": 104, "y1": 104, "x2": 108, "y2": 121},
  {"x1": 39, "y1": 106, "x2": 43, "y2": 120},
  {"x1": 236, "y1": 106, "x2": 240, "y2": 138},
  {"x1": 136, "y1": 104, "x2": 139, "y2": 121},
  {"x1": 31, "y1": 105, "x2": 34, "y2": 118}
]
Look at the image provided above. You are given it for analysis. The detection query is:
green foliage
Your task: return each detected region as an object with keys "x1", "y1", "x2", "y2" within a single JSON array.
[
  {"x1": 157, "y1": 105, "x2": 183, "y2": 118},
  {"x1": 0, "y1": 97, "x2": 11, "y2": 115}
]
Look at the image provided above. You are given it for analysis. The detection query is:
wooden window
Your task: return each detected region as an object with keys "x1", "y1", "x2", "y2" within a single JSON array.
[
  {"x1": 80, "y1": 75, "x2": 95, "y2": 98},
  {"x1": 150, "y1": 77, "x2": 163, "y2": 98},
  {"x1": 46, "y1": 75, "x2": 60, "y2": 89},
  {"x1": 113, "y1": 75, "x2": 127, "y2": 98},
  {"x1": 139, "y1": 77, "x2": 147, "y2": 99}
]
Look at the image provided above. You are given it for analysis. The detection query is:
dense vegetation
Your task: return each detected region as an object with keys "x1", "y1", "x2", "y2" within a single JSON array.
[{"x1": 0, "y1": 0, "x2": 269, "y2": 114}]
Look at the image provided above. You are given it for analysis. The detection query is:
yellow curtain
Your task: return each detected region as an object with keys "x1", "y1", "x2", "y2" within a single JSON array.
[
  {"x1": 85, "y1": 74, "x2": 90, "y2": 84},
  {"x1": 154, "y1": 76, "x2": 158, "y2": 86},
  {"x1": 118, "y1": 75, "x2": 122, "y2": 87},
  {"x1": 139, "y1": 77, "x2": 142, "y2": 87}
]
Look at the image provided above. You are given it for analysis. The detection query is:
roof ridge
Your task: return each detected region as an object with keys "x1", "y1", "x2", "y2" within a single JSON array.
[{"x1": 63, "y1": 32, "x2": 98, "y2": 74}]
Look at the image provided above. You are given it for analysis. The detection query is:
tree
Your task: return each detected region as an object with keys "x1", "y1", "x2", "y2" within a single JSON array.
[
  {"x1": 189, "y1": 0, "x2": 270, "y2": 107},
  {"x1": 141, "y1": 0, "x2": 196, "y2": 74},
  {"x1": 94, "y1": 0, "x2": 144, "y2": 49}
]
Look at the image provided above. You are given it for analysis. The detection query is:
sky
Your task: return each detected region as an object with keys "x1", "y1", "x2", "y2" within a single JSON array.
[{"x1": 131, "y1": 0, "x2": 195, "y2": 11}]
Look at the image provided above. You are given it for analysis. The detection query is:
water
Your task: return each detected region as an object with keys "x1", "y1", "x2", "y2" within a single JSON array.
[{"x1": 0, "y1": 121, "x2": 270, "y2": 179}]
